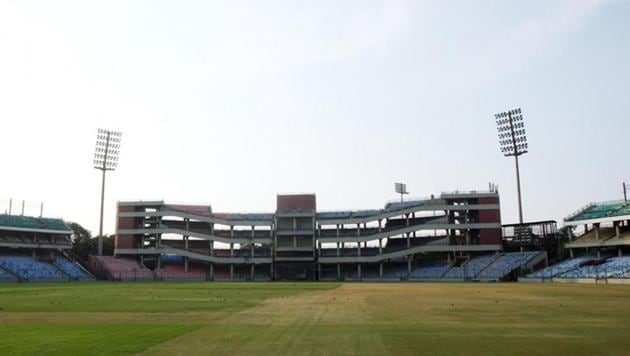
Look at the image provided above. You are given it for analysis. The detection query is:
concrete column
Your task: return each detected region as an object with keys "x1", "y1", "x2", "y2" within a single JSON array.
[
  {"x1": 406, "y1": 214, "x2": 410, "y2": 227},
  {"x1": 597, "y1": 249, "x2": 602, "y2": 259},
  {"x1": 465, "y1": 230, "x2": 470, "y2": 245},
  {"x1": 230, "y1": 243, "x2": 234, "y2": 257},
  {"x1": 357, "y1": 242, "x2": 361, "y2": 257},
  {"x1": 406, "y1": 232, "x2": 410, "y2": 248},
  {"x1": 407, "y1": 258, "x2": 412, "y2": 277},
  {"x1": 595, "y1": 224, "x2": 600, "y2": 240},
  {"x1": 357, "y1": 264, "x2": 362, "y2": 280},
  {"x1": 615, "y1": 222, "x2": 621, "y2": 238},
  {"x1": 230, "y1": 225, "x2": 234, "y2": 238},
  {"x1": 209, "y1": 263, "x2": 214, "y2": 280},
  {"x1": 317, "y1": 263, "x2": 321, "y2": 281},
  {"x1": 251, "y1": 225, "x2": 255, "y2": 238},
  {"x1": 378, "y1": 220, "x2": 382, "y2": 233},
  {"x1": 337, "y1": 264, "x2": 341, "y2": 280},
  {"x1": 619, "y1": 247, "x2": 623, "y2": 257},
  {"x1": 184, "y1": 236, "x2": 189, "y2": 250},
  {"x1": 378, "y1": 239, "x2": 382, "y2": 254},
  {"x1": 357, "y1": 224, "x2": 360, "y2": 237},
  {"x1": 184, "y1": 257, "x2": 188, "y2": 272},
  {"x1": 251, "y1": 243, "x2": 254, "y2": 258},
  {"x1": 336, "y1": 224, "x2": 340, "y2": 237},
  {"x1": 336, "y1": 242, "x2": 340, "y2": 257},
  {"x1": 209, "y1": 241, "x2": 214, "y2": 256},
  {"x1": 250, "y1": 264, "x2": 255, "y2": 280},
  {"x1": 569, "y1": 249, "x2": 574, "y2": 258},
  {"x1": 293, "y1": 236, "x2": 297, "y2": 248},
  {"x1": 230, "y1": 264, "x2": 234, "y2": 280},
  {"x1": 379, "y1": 262, "x2": 383, "y2": 278}
]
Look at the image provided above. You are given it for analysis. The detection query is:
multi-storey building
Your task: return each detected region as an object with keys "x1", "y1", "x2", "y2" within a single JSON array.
[{"x1": 114, "y1": 190, "x2": 503, "y2": 280}]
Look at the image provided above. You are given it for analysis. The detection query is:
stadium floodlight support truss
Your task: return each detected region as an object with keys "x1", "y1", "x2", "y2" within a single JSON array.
[
  {"x1": 495, "y1": 108, "x2": 528, "y2": 224},
  {"x1": 94, "y1": 129, "x2": 123, "y2": 256},
  {"x1": 395, "y1": 182, "x2": 409, "y2": 202}
]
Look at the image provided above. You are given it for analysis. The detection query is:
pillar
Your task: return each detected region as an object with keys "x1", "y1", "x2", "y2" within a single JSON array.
[
  {"x1": 569, "y1": 249, "x2": 574, "y2": 258},
  {"x1": 378, "y1": 239, "x2": 382, "y2": 254},
  {"x1": 615, "y1": 222, "x2": 621, "y2": 238},
  {"x1": 230, "y1": 264, "x2": 234, "y2": 280},
  {"x1": 250, "y1": 264, "x2": 255, "y2": 280},
  {"x1": 209, "y1": 263, "x2": 214, "y2": 281},
  {"x1": 337, "y1": 264, "x2": 341, "y2": 280},
  {"x1": 184, "y1": 256, "x2": 188, "y2": 272},
  {"x1": 595, "y1": 223, "x2": 600, "y2": 240},
  {"x1": 357, "y1": 264, "x2": 362, "y2": 280},
  {"x1": 379, "y1": 262, "x2": 383, "y2": 278}
]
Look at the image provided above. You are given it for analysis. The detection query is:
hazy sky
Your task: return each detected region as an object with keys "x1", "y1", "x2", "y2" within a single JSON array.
[{"x1": 1, "y1": 0, "x2": 629, "y2": 235}]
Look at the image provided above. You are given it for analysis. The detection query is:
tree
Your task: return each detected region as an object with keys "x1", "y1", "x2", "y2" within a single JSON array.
[{"x1": 68, "y1": 222, "x2": 114, "y2": 263}]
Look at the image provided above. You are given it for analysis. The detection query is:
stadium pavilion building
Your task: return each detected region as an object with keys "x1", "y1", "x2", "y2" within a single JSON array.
[
  {"x1": 109, "y1": 190, "x2": 547, "y2": 281},
  {"x1": 0, "y1": 214, "x2": 93, "y2": 281},
  {"x1": 564, "y1": 200, "x2": 630, "y2": 258}
]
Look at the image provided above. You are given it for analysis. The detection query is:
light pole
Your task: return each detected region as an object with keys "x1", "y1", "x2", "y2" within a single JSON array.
[
  {"x1": 94, "y1": 128, "x2": 122, "y2": 255},
  {"x1": 395, "y1": 182, "x2": 409, "y2": 203},
  {"x1": 495, "y1": 108, "x2": 528, "y2": 224}
]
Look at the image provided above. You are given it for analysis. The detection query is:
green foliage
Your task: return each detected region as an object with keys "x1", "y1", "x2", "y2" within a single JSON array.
[{"x1": 68, "y1": 221, "x2": 114, "y2": 263}]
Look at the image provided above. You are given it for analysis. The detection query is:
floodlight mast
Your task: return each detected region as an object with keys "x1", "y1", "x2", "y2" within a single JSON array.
[
  {"x1": 395, "y1": 182, "x2": 409, "y2": 203},
  {"x1": 94, "y1": 129, "x2": 122, "y2": 256},
  {"x1": 495, "y1": 108, "x2": 528, "y2": 224}
]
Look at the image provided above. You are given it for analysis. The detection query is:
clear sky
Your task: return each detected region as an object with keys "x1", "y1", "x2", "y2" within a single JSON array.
[{"x1": 1, "y1": 0, "x2": 629, "y2": 235}]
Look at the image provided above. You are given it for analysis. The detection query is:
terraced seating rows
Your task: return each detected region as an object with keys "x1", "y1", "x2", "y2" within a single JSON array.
[
  {"x1": 560, "y1": 257, "x2": 630, "y2": 278},
  {"x1": 54, "y1": 257, "x2": 93, "y2": 280},
  {"x1": 477, "y1": 252, "x2": 539, "y2": 279},
  {"x1": 527, "y1": 255, "x2": 593, "y2": 278},
  {"x1": 0, "y1": 268, "x2": 16, "y2": 281},
  {"x1": 0, "y1": 256, "x2": 66, "y2": 281},
  {"x1": 94, "y1": 256, "x2": 153, "y2": 281}
]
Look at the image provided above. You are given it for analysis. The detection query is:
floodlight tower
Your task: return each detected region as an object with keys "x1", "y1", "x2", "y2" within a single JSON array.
[
  {"x1": 94, "y1": 129, "x2": 123, "y2": 255},
  {"x1": 395, "y1": 182, "x2": 409, "y2": 202},
  {"x1": 495, "y1": 108, "x2": 528, "y2": 224}
]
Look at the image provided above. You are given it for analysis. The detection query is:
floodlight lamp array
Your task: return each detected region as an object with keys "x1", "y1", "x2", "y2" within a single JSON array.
[
  {"x1": 93, "y1": 129, "x2": 123, "y2": 170},
  {"x1": 395, "y1": 182, "x2": 409, "y2": 195},
  {"x1": 495, "y1": 108, "x2": 528, "y2": 157}
]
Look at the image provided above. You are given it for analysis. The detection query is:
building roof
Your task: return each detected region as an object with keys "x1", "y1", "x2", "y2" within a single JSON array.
[
  {"x1": 0, "y1": 214, "x2": 70, "y2": 234},
  {"x1": 564, "y1": 200, "x2": 630, "y2": 225}
]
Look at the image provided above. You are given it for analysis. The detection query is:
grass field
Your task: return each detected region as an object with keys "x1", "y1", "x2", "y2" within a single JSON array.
[{"x1": 0, "y1": 282, "x2": 629, "y2": 355}]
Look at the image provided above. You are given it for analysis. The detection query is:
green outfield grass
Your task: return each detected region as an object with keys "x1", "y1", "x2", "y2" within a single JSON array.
[{"x1": 0, "y1": 282, "x2": 629, "y2": 355}]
